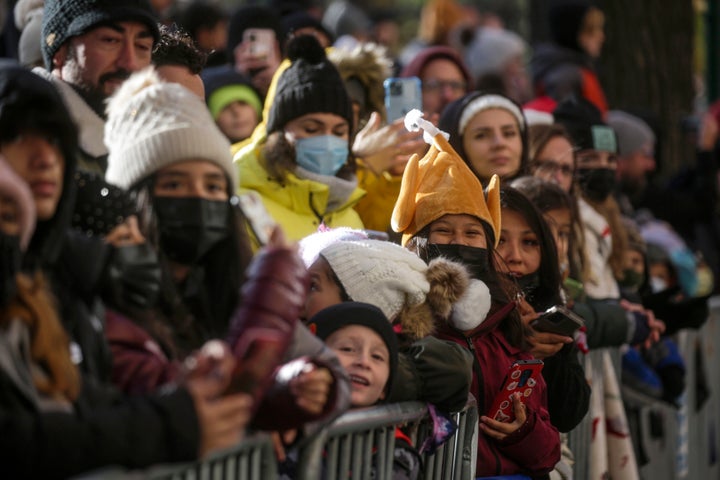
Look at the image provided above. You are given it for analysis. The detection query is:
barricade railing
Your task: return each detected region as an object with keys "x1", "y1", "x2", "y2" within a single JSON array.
[
  {"x1": 75, "y1": 397, "x2": 479, "y2": 480},
  {"x1": 568, "y1": 295, "x2": 720, "y2": 480},
  {"x1": 298, "y1": 395, "x2": 478, "y2": 480}
]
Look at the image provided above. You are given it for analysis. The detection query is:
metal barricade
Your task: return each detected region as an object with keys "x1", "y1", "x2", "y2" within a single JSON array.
[
  {"x1": 297, "y1": 396, "x2": 479, "y2": 480},
  {"x1": 418, "y1": 397, "x2": 478, "y2": 480},
  {"x1": 73, "y1": 396, "x2": 479, "y2": 480}
]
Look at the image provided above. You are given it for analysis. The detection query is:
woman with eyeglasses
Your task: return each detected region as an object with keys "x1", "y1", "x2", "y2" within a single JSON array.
[{"x1": 528, "y1": 123, "x2": 577, "y2": 193}]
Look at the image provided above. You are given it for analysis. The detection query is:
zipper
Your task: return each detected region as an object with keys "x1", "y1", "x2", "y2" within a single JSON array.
[{"x1": 464, "y1": 332, "x2": 502, "y2": 475}]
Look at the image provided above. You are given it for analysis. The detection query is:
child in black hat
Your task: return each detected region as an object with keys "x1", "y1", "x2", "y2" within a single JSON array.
[{"x1": 309, "y1": 302, "x2": 398, "y2": 407}]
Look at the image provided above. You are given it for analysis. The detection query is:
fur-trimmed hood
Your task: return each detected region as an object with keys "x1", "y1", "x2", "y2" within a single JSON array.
[{"x1": 328, "y1": 43, "x2": 393, "y2": 124}]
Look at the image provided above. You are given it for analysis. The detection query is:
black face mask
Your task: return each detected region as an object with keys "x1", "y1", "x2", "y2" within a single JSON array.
[
  {"x1": 101, "y1": 242, "x2": 162, "y2": 311},
  {"x1": 154, "y1": 197, "x2": 230, "y2": 265},
  {"x1": 0, "y1": 233, "x2": 21, "y2": 309},
  {"x1": 506, "y1": 271, "x2": 541, "y2": 302},
  {"x1": 425, "y1": 243, "x2": 489, "y2": 280},
  {"x1": 577, "y1": 167, "x2": 616, "y2": 202}
]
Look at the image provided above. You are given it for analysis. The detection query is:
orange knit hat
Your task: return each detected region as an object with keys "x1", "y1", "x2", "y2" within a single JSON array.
[{"x1": 391, "y1": 110, "x2": 501, "y2": 247}]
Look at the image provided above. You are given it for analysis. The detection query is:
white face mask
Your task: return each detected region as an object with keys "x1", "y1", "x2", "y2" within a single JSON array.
[
  {"x1": 294, "y1": 135, "x2": 348, "y2": 176},
  {"x1": 650, "y1": 276, "x2": 668, "y2": 293}
]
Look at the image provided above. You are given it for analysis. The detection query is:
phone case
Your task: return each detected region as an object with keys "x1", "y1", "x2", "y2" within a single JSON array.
[
  {"x1": 243, "y1": 28, "x2": 275, "y2": 57},
  {"x1": 384, "y1": 77, "x2": 422, "y2": 122},
  {"x1": 236, "y1": 191, "x2": 276, "y2": 246},
  {"x1": 487, "y1": 359, "x2": 544, "y2": 423},
  {"x1": 530, "y1": 305, "x2": 585, "y2": 336}
]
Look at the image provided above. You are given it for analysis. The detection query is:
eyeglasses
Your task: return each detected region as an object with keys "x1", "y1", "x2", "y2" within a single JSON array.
[
  {"x1": 422, "y1": 79, "x2": 467, "y2": 94},
  {"x1": 534, "y1": 160, "x2": 574, "y2": 177}
]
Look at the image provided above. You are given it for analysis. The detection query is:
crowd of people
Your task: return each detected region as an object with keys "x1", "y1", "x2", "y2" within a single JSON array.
[{"x1": 0, "y1": 0, "x2": 717, "y2": 479}]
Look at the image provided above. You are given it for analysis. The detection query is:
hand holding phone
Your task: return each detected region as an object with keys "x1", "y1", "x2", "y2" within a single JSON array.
[
  {"x1": 530, "y1": 305, "x2": 584, "y2": 337},
  {"x1": 487, "y1": 359, "x2": 543, "y2": 423},
  {"x1": 384, "y1": 77, "x2": 422, "y2": 123},
  {"x1": 236, "y1": 191, "x2": 276, "y2": 246}
]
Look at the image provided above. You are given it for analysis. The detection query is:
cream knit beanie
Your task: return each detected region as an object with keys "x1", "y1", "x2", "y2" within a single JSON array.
[
  {"x1": 319, "y1": 239, "x2": 430, "y2": 321},
  {"x1": 104, "y1": 67, "x2": 235, "y2": 190}
]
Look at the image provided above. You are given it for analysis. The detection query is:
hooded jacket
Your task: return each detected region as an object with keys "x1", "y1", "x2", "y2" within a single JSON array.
[
  {"x1": 0, "y1": 62, "x2": 200, "y2": 477},
  {"x1": 529, "y1": 43, "x2": 607, "y2": 115},
  {"x1": 236, "y1": 144, "x2": 365, "y2": 242},
  {"x1": 434, "y1": 299, "x2": 561, "y2": 478},
  {"x1": 0, "y1": 60, "x2": 114, "y2": 383}
]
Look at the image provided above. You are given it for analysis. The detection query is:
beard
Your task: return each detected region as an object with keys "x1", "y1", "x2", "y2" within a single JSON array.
[{"x1": 63, "y1": 52, "x2": 130, "y2": 118}]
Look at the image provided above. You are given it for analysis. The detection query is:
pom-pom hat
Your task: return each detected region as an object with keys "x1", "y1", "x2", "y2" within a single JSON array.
[{"x1": 266, "y1": 35, "x2": 353, "y2": 134}]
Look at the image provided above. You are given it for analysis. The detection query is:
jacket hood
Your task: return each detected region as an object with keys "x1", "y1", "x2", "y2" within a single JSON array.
[
  {"x1": 0, "y1": 61, "x2": 78, "y2": 268},
  {"x1": 328, "y1": 42, "x2": 393, "y2": 124},
  {"x1": 530, "y1": 42, "x2": 592, "y2": 86},
  {"x1": 400, "y1": 45, "x2": 472, "y2": 91}
]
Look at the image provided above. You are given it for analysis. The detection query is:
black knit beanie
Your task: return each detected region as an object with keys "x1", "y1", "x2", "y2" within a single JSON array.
[
  {"x1": 308, "y1": 302, "x2": 398, "y2": 399},
  {"x1": 42, "y1": 0, "x2": 160, "y2": 70},
  {"x1": 553, "y1": 96, "x2": 616, "y2": 152},
  {"x1": 266, "y1": 35, "x2": 353, "y2": 134}
]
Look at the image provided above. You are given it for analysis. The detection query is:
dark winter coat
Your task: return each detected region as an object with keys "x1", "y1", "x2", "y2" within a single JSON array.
[{"x1": 435, "y1": 302, "x2": 560, "y2": 478}]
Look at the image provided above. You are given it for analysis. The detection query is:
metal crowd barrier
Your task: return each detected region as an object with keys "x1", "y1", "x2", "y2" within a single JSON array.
[
  {"x1": 569, "y1": 295, "x2": 720, "y2": 480},
  {"x1": 75, "y1": 397, "x2": 479, "y2": 480}
]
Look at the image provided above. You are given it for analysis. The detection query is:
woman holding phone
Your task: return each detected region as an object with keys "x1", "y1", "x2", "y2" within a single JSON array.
[{"x1": 495, "y1": 186, "x2": 590, "y2": 435}]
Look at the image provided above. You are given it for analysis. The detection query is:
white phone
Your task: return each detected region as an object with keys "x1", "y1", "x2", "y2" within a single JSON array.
[{"x1": 236, "y1": 191, "x2": 275, "y2": 246}]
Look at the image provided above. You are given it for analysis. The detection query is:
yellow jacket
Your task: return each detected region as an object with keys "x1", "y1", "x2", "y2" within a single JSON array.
[
  {"x1": 354, "y1": 163, "x2": 403, "y2": 234},
  {"x1": 235, "y1": 143, "x2": 366, "y2": 242}
]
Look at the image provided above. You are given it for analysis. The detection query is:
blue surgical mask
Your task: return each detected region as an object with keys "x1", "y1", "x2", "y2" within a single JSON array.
[{"x1": 294, "y1": 135, "x2": 348, "y2": 176}]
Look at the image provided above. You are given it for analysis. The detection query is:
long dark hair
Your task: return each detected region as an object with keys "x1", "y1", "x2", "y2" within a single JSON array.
[
  {"x1": 130, "y1": 174, "x2": 253, "y2": 355},
  {"x1": 407, "y1": 217, "x2": 529, "y2": 349},
  {"x1": 498, "y1": 186, "x2": 562, "y2": 311}
]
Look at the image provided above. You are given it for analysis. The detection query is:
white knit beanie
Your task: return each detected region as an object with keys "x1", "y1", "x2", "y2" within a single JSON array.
[
  {"x1": 104, "y1": 67, "x2": 235, "y2": 190},
  {"x1": 319, "y1": 239, "x2": 430, "y2": 321}
]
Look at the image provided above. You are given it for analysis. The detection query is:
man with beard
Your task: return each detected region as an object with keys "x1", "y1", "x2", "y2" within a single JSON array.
[
  {"x1": 34, "y1": 0, "x2": 160, "y2": 174},
  {"x1": 606, "y1": 110, "x2": 657, "y2": 215}
]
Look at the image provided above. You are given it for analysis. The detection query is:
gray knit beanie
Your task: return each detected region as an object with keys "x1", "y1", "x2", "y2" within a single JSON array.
[{"x1": 606, "y1": 110, "x2": 656, "y2": 156}]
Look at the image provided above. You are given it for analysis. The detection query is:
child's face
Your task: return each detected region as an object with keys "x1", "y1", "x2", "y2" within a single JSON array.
[
  {"x1": 305, "y1": 257, "x2": 344, "y2": 319},
  {"x1": 496, "y1": 208, "x2": 541, "y2": 278},
  {"x1": 543, "y1": 208, "x2": 571, "y2": 268},
  {"x1": 427, "y1": 214, "x2": 488, "y2": 248},
  {"x1": 623, "y1": 249, "x2": 645, "y2": 276},
  {"x1": 325, "y1": 325, "x2": 390, "y2": 407},
  {"x1": 216, "y1": 101, "x2": 259, "y2": 143}
]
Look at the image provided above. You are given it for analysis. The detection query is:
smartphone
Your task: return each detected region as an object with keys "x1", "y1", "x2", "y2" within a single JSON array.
[
  {"x1": 487, "y1": 359, "x2": 544, "y2": 423},
  {"x1": 530, "y1": 305, "x2": 585, "y2": 337},
  {"x1": 243, "y1": 28, "x2": 275, "y2": 59},
  {"x1": 384, "y1": 77, "x2": 422, "y2": 123},
  {"x1": 236, "y1": 191, "x2": 276, "y2": 246}
]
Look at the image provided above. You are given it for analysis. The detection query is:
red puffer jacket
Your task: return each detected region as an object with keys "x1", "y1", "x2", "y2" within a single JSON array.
[{"x1": 434, "y1": 302, "x2": 561, "y2": 478}]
